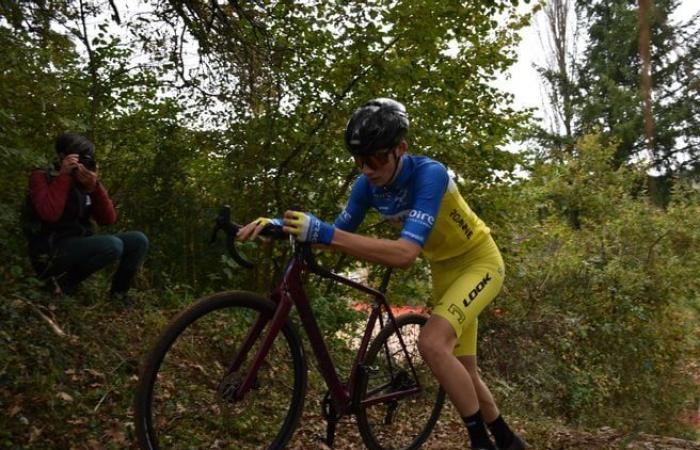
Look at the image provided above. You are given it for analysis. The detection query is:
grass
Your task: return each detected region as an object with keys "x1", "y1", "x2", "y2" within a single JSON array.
[{"x1": 1, "y1": 278, "x2": 697, "y2": 449}]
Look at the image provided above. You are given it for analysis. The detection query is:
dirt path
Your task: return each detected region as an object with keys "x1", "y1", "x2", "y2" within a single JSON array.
[{"x1": 289, "y1": 411, "x2": 699, "y2": 450}]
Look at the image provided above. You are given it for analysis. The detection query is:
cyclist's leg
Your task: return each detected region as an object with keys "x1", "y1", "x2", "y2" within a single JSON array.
[
  {"x1": 419, "y1": 318, "x2": 492, "y2": 449},
  {"x1": 448, "y1": 258, "x2": 524, "y2": 448},
  {"x1": 422, "y1": 248, "x2": 505, "y2": 449},
  {"x1": 426, "y1": 262, "x2": 504, "y2": 415},
  {"x1": 454, "y1": 313, "x2": 501, "y2": 423},
  {"x1": 458, "y1": 354, "x2": 500, "y2": 422},
  {"x1": 460, "y1": 354, "x2": 525, "y2": 450},
  {"x1": 459, "y1": 355, "x2": 525, "y2": 449},
  {"x1": 418, "y1": 315, "x2": 477, "y2": 413}
]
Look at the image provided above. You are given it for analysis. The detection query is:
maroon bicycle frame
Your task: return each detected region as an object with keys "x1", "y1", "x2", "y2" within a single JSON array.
[{"x1": 228, "y1": 243, "x2": 423, "y2": 416}]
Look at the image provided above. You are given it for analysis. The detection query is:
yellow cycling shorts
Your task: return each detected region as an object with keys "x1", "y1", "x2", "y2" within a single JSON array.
[{"x1": 430, "y1": 236, "x2": 504, "y2": 357}]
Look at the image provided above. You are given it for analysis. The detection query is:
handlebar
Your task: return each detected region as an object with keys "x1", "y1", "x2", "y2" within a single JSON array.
[
  {"x1": 209, "y1": 205, "x2": 286, "y2": 269},
  {"x1": 210, "y1": 205, "x2": 392, "y2": 295},
  {"x1": 209, "y1": 205, "x2": 339, "y2": 277}
]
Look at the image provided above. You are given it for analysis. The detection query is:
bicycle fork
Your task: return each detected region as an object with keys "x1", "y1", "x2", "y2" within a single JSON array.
[{"x1": 218, "y1": 290, "x2": 293, "y2": 402}]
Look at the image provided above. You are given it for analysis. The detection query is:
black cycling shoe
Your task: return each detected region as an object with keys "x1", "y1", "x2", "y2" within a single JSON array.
[{"x1": 499, "y1": 433, "x2": 528, "y2": 450}]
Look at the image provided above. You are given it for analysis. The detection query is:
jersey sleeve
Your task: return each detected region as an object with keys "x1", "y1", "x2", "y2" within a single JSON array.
[
  {"x1": 399, "y1": 163, "x2": 449, "y2": 247},
  {"x1": 334, "y1": 176, "x2": 370, "y2": 232}
]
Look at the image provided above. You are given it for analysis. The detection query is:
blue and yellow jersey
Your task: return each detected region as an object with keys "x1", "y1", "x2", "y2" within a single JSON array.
[{"x1": 334, "y1": 154, "x2": 490, "y2": 262}]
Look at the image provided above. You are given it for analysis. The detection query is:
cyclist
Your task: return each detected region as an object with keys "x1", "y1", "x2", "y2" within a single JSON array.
[{"x1": 238, "y1": 98, "x2": 526, "y2": 450}]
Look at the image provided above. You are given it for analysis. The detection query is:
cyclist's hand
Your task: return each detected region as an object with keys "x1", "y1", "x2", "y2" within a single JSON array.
[
  {"x1": 283, "y1": 211, "x2": 335, "y2": 245},
  {"x1": 236, "y1": 217, "x2": 282, "y2": 241}
]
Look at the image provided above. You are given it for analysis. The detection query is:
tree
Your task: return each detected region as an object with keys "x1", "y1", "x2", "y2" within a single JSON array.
[
  {"x1": 1, "y1": 0, "x2": 534, "y2": 291},
  {"x1": 575, "y1": 0, "x2": 700, "y2": 175},
  {"x1": 534, "y1": 0, "x2": 580, "y2": 153},
  {"x1": 142, "y1": 0, "x2": 532, "y2": 219}
]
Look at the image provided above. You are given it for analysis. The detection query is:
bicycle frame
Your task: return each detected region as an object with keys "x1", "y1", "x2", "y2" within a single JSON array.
[{"x1": 228, "y1": 241, "x2": 424, "y2": 417}]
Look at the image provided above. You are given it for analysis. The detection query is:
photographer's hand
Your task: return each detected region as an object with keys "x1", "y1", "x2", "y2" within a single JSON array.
[
  {"x1": 75, "y1": 164, "x2": 98, "y2": 192},
  {"x1": 59, "y1": 154, "x2": 79, "y2": 176}
]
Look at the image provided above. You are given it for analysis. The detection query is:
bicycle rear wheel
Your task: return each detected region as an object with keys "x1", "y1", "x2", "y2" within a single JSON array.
[
  {"x1": 355, "y1": 313, "x2": 445, "y2": 450},
  {"x1": 134, "y1": 291, "x2": 307, "y2": 450}
]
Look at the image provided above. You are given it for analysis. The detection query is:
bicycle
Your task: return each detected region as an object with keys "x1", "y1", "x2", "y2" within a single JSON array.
[{"x1": 134, "y1": 206, "x2": 446, "y2": 449}]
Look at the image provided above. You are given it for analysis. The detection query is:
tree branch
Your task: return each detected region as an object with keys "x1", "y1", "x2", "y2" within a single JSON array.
[
  {"x1": 272, "y1": 34, "x2": 403, "y2": 208},
  {"x1": 108, "y1": 0, "x2": 121, "y2": 25}
]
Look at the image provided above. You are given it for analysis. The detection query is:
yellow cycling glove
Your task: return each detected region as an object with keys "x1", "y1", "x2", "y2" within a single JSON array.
[{"x1": 284, "y1": 211, "x2": 335, "y2": 245}]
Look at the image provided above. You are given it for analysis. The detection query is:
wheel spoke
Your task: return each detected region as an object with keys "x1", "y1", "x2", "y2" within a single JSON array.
[
  {"x1": 135, "y1": 293, "x2": 306, "y2": 450},
  {"x1": 356, "y1": 314, "x2": 445, "y2": 450}
]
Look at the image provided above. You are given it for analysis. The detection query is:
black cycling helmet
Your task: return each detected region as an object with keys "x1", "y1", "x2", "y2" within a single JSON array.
[{"x1": 344, "y1": 98, "x2": 409, "y2": 156}]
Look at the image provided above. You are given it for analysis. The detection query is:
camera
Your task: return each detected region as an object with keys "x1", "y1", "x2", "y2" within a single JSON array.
[{"x1": 78, "y1": 152, "x2": 97, "y2": 171}]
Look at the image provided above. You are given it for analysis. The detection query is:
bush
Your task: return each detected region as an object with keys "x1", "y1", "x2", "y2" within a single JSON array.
[{"x1": 480, "y1": 135, "x2": 698, "y2": 436}]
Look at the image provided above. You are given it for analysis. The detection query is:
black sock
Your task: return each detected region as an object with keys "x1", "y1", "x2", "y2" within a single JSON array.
[
  {"x1": 487, "y1": 415, "x2": 515, "y2": 449},
  {"x1": 462, "y1": 410, "x2": 495, "y2": 449}
]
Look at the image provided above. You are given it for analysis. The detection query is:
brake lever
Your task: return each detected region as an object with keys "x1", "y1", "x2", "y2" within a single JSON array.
[
  {"x1": 225, "y1": 227, "x2": 254, "y2": 269},
  {"x1": 211, "y1": 205, "x2": 254, "y2": 269}
]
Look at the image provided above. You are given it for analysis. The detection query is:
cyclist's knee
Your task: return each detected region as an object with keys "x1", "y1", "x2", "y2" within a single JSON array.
[
  {"x1": 418, "y1": 334, "x2": 445, "y2": 362},
  {"x1": 418, "y1": 333, "x2": 439, "y2": 361},
  {"x1": 418, "y1": 316, "x2": 457, "y2": 361}
]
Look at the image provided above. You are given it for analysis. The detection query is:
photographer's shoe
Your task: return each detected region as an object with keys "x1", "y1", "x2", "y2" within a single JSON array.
[{"x1": 110, "y1": 291, "x2": 135, "y2": 309}]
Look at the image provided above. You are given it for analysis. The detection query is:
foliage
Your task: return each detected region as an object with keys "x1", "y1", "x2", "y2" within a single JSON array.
[
  {"x1": 534, "y1": 0, "x2": 700, "y2": 179},
  {"x1": 1, "y1": 0, "x2": 698, "y2": 446},
  {"x1": 481, "y1": 135, "x2": 698, "y2": 436},
  {"x1": 1, "y1": 0, "x2": 532, "y2": 293},
  {"x1": 140, "y1": 0, "x2": 531, "y2": 219}
]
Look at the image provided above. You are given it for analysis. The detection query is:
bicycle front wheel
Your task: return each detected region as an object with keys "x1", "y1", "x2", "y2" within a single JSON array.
[
  {"x1": 134, "y1": 291, "x2": 307, "y2": 450},
  {"x1": 355, "y1": 313, "x2": 445, "y2": 450}
]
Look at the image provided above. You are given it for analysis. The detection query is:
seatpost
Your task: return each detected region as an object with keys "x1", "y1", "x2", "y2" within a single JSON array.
[{"x1": 378, "y1": 267, "x2": 393, "y2": 294}]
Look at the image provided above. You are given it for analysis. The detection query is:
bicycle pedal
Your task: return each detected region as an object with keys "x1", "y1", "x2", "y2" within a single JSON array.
[{"x1": 360, "y1": 364, "x2": 379, "y2": 374}]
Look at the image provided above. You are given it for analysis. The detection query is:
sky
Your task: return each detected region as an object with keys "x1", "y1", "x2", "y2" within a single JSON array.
[
  {"x1": 496, "y1": 0, "x2": 700, "y2": 120},
  {"x1": 84, "y1": 0, "x2": 699, "y2": 132}
]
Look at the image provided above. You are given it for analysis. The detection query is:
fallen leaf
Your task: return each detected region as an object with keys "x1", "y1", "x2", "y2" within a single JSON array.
[
  {"x1": 9, "y1": 404, "x2": 22, "y2": 417},
  {"x1": 28, "y1": 426, "x2": 42, "y2": 443},
  {"x1": 57, "y1": 392, "x2": 74, "y2": 402},
  {"x1": 103, "y1": 424, "x2": 127, "y2": 445},
  {"x1": 84, "y1": 368, "x2": 105, "y2": 379},
  {"x1": 84, "y1": 438, "x2": 103, "y2": 450}
]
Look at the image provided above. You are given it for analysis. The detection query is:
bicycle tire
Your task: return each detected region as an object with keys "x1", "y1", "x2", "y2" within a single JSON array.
[
  {"x1": 134, "y1": 291, "x2": 307, "y2": 450},
  {"x1": 355, "y1": 313, "x2": 446, "y2": 450}
]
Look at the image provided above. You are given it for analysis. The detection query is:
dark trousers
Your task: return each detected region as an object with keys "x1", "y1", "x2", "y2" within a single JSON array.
[{"x1": 48, "y1": 231, "x2": 149, "y2": 294}]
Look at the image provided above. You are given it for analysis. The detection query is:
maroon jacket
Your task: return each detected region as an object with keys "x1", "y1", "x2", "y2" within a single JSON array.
[{"x1": 29, "y1": 169, "x2": 117, "y2": 240}]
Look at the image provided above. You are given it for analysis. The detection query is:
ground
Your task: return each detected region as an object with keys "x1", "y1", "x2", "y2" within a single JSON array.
[
  {"x1": 288, "y1": 408, "x2": 700, "y2": 450},
  {"x1": 2, "y1": 292, "x2": 697, "y2": 449}
]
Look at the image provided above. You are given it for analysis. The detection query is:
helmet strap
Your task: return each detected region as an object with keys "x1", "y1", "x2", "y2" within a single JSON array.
[{"x1": 386, "y1": 148, "x2": 402, "y2": 186}]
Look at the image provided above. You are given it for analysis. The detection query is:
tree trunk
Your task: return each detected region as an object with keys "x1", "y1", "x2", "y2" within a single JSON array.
[{"x1": 638, "y1": 0, "x2": 656, "y2": 162}]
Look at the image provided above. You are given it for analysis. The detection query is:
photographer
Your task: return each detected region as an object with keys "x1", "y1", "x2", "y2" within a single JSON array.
[{"x1": 27, "y1": 133, "x2": 148, "y2": 299}]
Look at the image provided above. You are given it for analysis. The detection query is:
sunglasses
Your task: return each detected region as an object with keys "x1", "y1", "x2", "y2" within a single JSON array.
[{"x1": 353, "y1": 148, "x2": 395, "y2": 170}]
